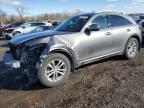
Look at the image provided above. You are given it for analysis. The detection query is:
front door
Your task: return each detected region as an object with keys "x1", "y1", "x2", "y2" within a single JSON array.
[{"x1": 78, "y1": 15, "x2": 113, "y2": 61}]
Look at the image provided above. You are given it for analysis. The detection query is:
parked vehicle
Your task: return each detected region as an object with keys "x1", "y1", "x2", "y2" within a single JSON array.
[
  {"x1": 11, "y1": 25, "x2": 50, "y2": 39},
  {"x1": 46, "y1": 20, "x2": 53, "y2": 27},
  {"x1": 26, "y1": 25, "x2": 50, "y2": 34},
  {"x1": 0, "y1": 22, "x2": 23, "y2": 36},
  {"x1": 12, "y1": 22, "x2": 48, "y2": 36},
  {"x1": 137, "y1": 20, "x2": 144, "y2": 37},
  {"x1": 2, "y1": 28, "x2": 14, "y2": 39},
  {"x1": 130, "y1": 15, "x2": 144, "y2": 23},
  {"x1": 52, "y1": 21, "x2": 62, "y2": 27},
  {"x1": 46, "y1": 20, "x2": 62, "y2": 28},
  {"x1": 3, "y1": 12, "x2": 142, "y2": 87}
]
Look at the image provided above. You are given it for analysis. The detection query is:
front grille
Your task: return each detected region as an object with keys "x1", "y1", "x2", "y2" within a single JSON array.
[{"x1": 10, "y1": 44, "x2": 21, "y2": 60}]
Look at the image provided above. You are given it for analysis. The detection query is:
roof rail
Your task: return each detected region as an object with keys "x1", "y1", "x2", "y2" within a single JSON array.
[{"x1": 95, "y1": 11, "x2": 126, "y2": 15}]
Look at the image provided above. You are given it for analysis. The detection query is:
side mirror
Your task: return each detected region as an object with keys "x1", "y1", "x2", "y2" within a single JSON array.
[{"x1": 85, "y1": 24, "x2": 100, "y2": 32}]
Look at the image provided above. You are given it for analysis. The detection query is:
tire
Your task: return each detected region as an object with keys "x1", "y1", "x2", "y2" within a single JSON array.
[
  {"x1": 124, "y1": 38, "x2": 139, "y2": 59},
  {"x1": 38, "y1": 53, "x2": 71, "y2": 87},
  {"x1": 5, "y1": 35, "x2": 11, "y2": 40}
]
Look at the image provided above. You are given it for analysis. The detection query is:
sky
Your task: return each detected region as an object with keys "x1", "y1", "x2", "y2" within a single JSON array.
[{"x1": 0, "y1": 0, "x2": 144, "y2": 16}]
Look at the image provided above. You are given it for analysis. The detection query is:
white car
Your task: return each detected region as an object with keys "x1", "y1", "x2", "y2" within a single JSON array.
[
  {"x1": 13, "y1": 22, "x2": 48, "y2": 36},
  {"x1": 46, "y1": 20, "x2": 53, "y2": 27}
]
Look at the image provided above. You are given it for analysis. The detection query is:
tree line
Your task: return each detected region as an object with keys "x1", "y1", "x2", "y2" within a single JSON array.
[{"x1": 0, "y1": 8, "x2": 83, "y2": 25}]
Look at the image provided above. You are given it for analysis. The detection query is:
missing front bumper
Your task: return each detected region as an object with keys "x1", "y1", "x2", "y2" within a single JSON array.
[{"x1": 3, "y1": 51, "x2": 21, "y2": 68}]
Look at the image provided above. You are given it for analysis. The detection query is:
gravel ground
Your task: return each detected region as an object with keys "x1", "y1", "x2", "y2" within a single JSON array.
[{"x1": 0, "y1": 37, "x2": 144, "y2": 108}]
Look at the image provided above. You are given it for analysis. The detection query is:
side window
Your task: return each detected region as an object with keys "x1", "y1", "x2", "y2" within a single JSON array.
[
  {"x1": 108, "y1": 15, "x2": 132, "y2": 27},
  {"x1": 92, "y1": 15, "x2": 108, "y2": 30}
]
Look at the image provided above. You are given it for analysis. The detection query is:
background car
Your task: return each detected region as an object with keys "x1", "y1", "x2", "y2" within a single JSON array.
[
  {"x1": 0, "y1": 22, "x2": 23, "y2": 36},
  {"x1": 3, "y1": 22, "x2": 24, "y2": 39},
  {"x1": 130, "y1": 15, "x2": 144, "y2": 23},
  {"x1": 138, "y1": 20, "x2": 144, "y2": 37},
  {"x1": 52, "y1": 21, "x2": 62, "y2": 27},
  {"x1": 12, "y1": 22, "x2": 49, "y2": 36},
  {"x1": 11, "y1": 25, "x2": 50, "y2": 39},
  {"x1": 46, "y1": 20, "x2": 53, "y2": 27},
  {"x1": 31, "y1": 25, "x2": 50, "y2": 33}
]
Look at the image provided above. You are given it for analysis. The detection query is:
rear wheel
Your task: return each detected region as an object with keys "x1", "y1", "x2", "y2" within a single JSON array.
[
  {"x1": 38, "y1": 53, "x2": 71, "y2": 87},
  {"x1": 124, "y1": 38, "x2": 139, "y2": 59}
]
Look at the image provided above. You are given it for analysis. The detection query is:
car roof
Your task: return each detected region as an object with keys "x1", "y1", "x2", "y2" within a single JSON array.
[{"x1": 79, "y1": 12, "x2": 125, "y2": 17}]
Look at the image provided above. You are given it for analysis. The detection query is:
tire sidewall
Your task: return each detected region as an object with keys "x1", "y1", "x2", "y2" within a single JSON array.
[
  {"x1": 125, "y1": 38, "x2": 139, "y2": 59},
  {"x1": 38, "y1": 53, "x2": 71, "y2": 87}
]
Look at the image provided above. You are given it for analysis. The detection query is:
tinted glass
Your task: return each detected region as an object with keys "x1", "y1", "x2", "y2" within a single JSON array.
[
  {"x1": 108, "y1": 15, "x2": 132, "y2": 27},
  {"x1": 32, "y1": 23, "x2": 45, "y2": 26},
  {"x1": 11, "y1": 22, "x2": 23, "y2": 27},
  {"x1": 142, "y1": 23, "x2": 144, "y2": 27},
  {"x1": 55, "y1": 15, "x2": 92, "y2": 32},
  {"x1": 92, "y1": 15, "x2": 108, "y2": 29}
]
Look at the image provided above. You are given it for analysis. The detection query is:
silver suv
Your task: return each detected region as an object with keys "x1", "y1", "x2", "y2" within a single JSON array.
[{"x1": 4, "y1": 12, "x2": 142, "y2": 87}]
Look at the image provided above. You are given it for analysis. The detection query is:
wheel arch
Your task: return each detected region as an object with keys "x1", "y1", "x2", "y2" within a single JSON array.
[
  {"x1": 49, "y1": 48, "x2": 76, "y2": 72},
  {"x1": 130, "y1": 34, "x2": 141, "y2": 51}
]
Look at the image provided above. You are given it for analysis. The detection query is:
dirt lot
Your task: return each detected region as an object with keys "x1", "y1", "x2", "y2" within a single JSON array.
[{"x1": 0, "y1": 37, "x2": 144, "y2": 108}]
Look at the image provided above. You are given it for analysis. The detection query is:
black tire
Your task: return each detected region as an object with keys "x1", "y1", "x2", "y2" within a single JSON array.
[
  {"x1": 38, "y1": 53, "x2": 71, "y2": 87},
  {"x1": 5, "y1": 35, "x2": 11, "y2": 40},
  {"x1": 124, "y1": 38, "x2": 139, "y2": 59}
]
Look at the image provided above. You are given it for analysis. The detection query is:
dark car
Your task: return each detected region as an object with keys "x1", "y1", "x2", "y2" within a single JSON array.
[
  {"x1": 0, "y1": 22, "x2": 23, "y2": 36},
  {"x1": 52, "y1": 21, "x2": 62, "y2": 27},
  {"x1": 138, "y1": 20, "x2": 144, "y2": 37}
]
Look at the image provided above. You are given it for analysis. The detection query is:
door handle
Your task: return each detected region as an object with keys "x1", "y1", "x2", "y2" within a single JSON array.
[{"x1": 106, "y1": 32, "x2": 112, "y2": 35}]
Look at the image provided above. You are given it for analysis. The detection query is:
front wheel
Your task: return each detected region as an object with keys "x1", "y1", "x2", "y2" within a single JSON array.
[
  {"x1": 38, "y1": 53, "x2": 71, "y2": 87},
  {"x1": 124, "y1": 38, "x2": 139, "y2": 59}
]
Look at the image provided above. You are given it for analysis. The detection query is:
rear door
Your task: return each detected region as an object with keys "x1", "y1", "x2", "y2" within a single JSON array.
[{"x1": 107, "y1": 14, "x2": 133, "y2": 52}]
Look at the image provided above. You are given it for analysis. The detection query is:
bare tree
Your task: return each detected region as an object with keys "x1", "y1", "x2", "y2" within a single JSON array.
[
  {"x1": 15, "y1": 6, "x2": 26, "y2": 21},
  {"x1": 0, "y1": 9, "x2": 7, "y2": 18}
]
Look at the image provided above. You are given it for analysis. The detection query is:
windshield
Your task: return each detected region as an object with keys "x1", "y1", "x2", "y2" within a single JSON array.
[{"x1": 55, "y1": 15, "x2": 92, "y2": 32}]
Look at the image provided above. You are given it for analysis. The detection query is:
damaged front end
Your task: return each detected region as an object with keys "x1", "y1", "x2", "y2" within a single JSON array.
[
  {"x1": 3, "y1": 42, "x2": 47, "y2": 85},
  {"x1": 4, "y1": 43, "x2": 45, "y2": 69}
]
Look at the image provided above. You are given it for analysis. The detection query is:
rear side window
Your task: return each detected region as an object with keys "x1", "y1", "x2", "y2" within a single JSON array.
[
  {"x1": 108, "y1": 15, "x2": 132, "y2": 27},
  {"x1": 92, "y1": 15, "x2": 108, "y2": 30}
]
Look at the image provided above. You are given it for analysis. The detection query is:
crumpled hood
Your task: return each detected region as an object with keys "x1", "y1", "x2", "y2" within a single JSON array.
[{"x1": 11, "y1": 30, "x2": 72, "y2": 46}]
